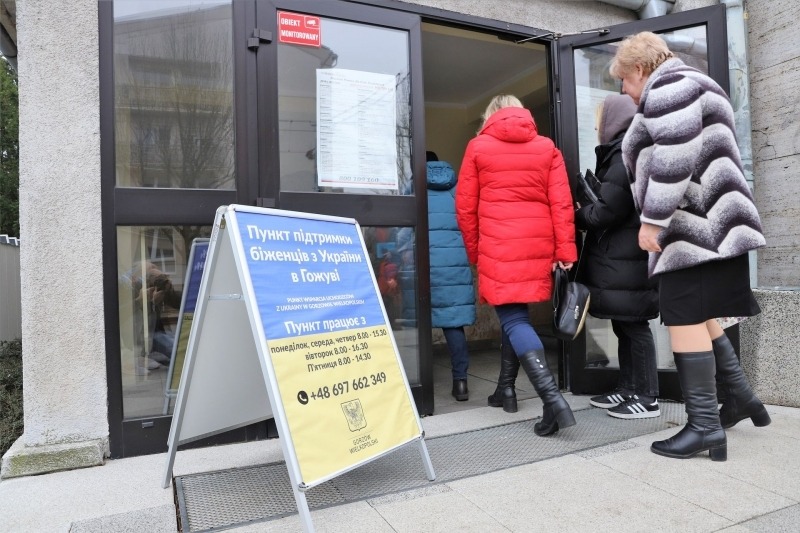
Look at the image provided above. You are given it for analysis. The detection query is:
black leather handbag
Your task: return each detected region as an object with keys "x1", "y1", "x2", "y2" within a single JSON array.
[
  {"x1": 552, "y1": 266, "x2": 591, "y2": 341},
  {"x1": 576, "y1": 169, "x2": 601, "y2": 206}
]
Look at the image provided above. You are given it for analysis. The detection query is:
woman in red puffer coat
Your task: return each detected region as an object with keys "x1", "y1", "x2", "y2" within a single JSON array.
[{"x1": 456, "y1": 94, "x2": 578, "y2": 436}]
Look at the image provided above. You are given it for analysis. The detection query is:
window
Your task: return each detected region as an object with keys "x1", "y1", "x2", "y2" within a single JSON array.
[{"x1": 114, "y1": 0, "x2": 235, "y2": 189}]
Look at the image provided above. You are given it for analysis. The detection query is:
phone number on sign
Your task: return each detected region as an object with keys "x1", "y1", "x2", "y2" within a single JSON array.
[{"x1": 308, "y1": 372, "x2": 387, "y2": 400}]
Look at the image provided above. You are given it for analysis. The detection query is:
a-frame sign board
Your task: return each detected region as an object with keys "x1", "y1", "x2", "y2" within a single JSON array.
[{"x1": 162, "y1": 205, "x2": 435, "y2": 533}]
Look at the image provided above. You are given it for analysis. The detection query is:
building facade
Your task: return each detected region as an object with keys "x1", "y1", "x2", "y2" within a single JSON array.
[{"x1": 2, "y1": 0, "x2": 799, "y2": 478}]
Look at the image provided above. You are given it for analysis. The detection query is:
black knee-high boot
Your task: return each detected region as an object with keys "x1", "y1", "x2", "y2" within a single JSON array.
[
  {"x1": 651, "y1": 351, "x2": 727, "y2": 461},
  {"x1": 519, "y1": 350, "x2": 576, "y2": 436},
  {"x1": 488, "y1": 341, "x2": 520, "y2": 412},
  {"x1": 713, "y1": 334, "x2": 771, "y2": 429}
]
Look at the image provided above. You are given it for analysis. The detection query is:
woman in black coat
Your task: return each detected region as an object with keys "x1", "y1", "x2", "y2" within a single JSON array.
[{"x1": 575, "y1": 94, "x2": 659, "y2": 420}]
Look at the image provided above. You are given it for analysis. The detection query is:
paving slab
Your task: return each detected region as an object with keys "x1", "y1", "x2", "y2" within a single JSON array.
[{"x1": 450, "y1": 455, "x2": 733, "y2": 533}]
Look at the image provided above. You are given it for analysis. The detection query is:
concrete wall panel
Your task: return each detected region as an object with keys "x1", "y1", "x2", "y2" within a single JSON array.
[
  {"x1": 674, "y1": 0, "x2": 717, "y2": 11},
  {"x1": 750, "y1": 58, "x2": 800, "y2": 162},
  {"x1": 742, "y1": 290, "x2": 800, "y2": 407},
  {"x1": 16, "y1": 0, "x2": 107, "y2": 447},
  {"x1": 748, "y1": 1, "x2": 800, "y2": 287},
  {"x1": 747, "y1": 0, "x2": 798, "y2": 73}
]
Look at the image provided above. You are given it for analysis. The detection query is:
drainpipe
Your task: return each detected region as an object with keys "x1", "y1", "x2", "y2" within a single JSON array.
[
  {"x1": 595, "y1": 0, "x2": 675, "y2": 19},
  {"x1": 719, "y1": 0, "x2": 754, "y2": 187}
]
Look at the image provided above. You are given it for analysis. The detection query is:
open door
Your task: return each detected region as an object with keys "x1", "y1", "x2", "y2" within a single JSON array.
[{"x1": 556, "y1": 4, "x2": 731, "y2": 399}]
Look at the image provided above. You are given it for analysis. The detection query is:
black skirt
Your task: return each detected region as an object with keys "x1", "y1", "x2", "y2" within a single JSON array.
[{"x1": 658, "y1": 253, "x2": 761, "y2": 326}]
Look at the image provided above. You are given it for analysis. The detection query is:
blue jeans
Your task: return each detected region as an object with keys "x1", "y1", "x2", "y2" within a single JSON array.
[
  {"x1": 494, "y1": 304, "x2": 544, "y2": 356},
  {"x1": 443, "y1": 327, "x2": 469, "y2": 380},
  {"x1": 152, "y1": 330, "x2": 175, "y2": 357},
  {"x1": 612, "y1": 320, "x2": 659, "y2": 398}
]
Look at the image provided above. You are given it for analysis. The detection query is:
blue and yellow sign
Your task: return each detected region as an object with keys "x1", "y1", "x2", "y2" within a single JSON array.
[{"x1": 235, "y1": 212, "x2": 421, "y2": 485}]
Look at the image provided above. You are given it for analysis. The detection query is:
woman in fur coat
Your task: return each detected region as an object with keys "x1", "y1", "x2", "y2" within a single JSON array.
[{"x1": 611, "y1": 32, "x2": 770, "y2": 461}]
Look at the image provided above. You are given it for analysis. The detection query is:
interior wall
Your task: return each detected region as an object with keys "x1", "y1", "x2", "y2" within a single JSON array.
[{"x1": 423, "y1": 105, "x2": 474, "y2": 175}]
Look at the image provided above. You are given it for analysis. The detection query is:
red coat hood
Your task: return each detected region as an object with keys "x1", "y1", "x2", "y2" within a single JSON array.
[{"x1": 480, "y1": 107, "x2": 538, "y2": 144}]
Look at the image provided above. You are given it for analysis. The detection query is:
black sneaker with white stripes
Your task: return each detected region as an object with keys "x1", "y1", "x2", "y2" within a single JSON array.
[
  {"x1": 589, "y1": 390, "x2": 630, "y2": 409},
  {"x1": 607, "y1": 395, "x2": 660, "y2": 419}
]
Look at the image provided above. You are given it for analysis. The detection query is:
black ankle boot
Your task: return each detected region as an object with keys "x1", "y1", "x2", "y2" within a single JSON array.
[
  {"x1": 651, "y1": 351, "x2": 727, "y2": 461},
  {"x1": 713, "y1": 334, "x2": 771, "y2": 429},
  {"x1": 518, "y1": 350, "x2": 575, "y2": 436},
  {"x1": 452, "y1": 379, "x2": 468, "y2": 401},
  {"x1": 488, "y1": 341, "x2": 520, "y2": 412}
]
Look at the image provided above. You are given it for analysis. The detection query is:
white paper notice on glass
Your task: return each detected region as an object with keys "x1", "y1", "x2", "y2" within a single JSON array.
[{"x1": 316, "y1": 69, "x2": 398, "y2": 191}]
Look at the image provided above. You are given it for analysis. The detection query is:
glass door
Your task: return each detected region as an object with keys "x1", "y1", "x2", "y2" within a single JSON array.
[
  {"x1": 556, "y1": 5, "x2": 731, "y2": 400},
  {"x1": 255, "y1": 1, "x2": 433, "y2": 413}
]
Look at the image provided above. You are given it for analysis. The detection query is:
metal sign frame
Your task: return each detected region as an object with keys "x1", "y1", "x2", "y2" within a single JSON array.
[{"x1": 162, "y1": 205, "x2": 434, "y2": 533}]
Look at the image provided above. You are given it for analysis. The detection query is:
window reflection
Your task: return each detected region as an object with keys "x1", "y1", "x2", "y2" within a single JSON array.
[
  {"x1": 361, "y1": 225, "x2": 419, "y2": 384},
  {"x1": 573, "y1": 26, "x2": 709, "y2": 371},
  {"x1": 585, "y1": 316, "x2": 675, "y2": 371},
  {"x1": 573, "y1": 26, "x2": 708, "y2": 173},
  {"x1": 113, "y1": 0, "x2": 235, "y2": 189},
  {"x1": 117, "y1": 225, "x2": 211, "y2": 419},
  {"x1": 278, "y1": 18, "x2": 413, "y2": 196}
]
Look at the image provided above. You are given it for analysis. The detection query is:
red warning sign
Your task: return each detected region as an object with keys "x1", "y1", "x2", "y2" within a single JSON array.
[{"x1": 277, "y1": 11, "x2": 321, "y2": 47}]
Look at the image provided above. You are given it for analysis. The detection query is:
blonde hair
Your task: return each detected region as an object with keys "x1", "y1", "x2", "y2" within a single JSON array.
[
  {"x1": 609, "y1": 31, "x2": 674, "y2": 78},
  {"x1": 480, "y1": 94, "x2": 523, "y2": 130}
]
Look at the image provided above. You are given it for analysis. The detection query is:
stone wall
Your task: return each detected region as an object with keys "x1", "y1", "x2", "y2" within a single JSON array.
[
  {"x1": 741, "y1": 290, "x2": 800, "y2": 407},
  {"x1": 747, "y1": 0, "x2": 800, "y2": 287}
]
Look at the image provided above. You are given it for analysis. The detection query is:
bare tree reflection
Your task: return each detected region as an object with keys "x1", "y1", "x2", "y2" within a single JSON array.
[
  {"x1": 115, "y1": 6, "x2": 234, "y2": 189},
  {"x1": 395, "y1": 71, "x2": 413, "y2": 195}
]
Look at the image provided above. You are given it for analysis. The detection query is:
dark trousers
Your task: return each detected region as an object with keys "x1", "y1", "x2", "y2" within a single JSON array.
[
  {"x1": 611, "y1": 319, "x2": 659, "y2": 398},
  {"x1": 494, "y1": 304, "x2": 544, "y2": 355},
  {"x1": 442, "y1": 327, "x2": 469, "y2": 380}
]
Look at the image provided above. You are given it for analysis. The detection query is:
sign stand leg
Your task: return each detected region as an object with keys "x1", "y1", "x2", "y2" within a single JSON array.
[
  {"x1": 417, "y1": 437, "x2": 436, "y2": 481},
  {"x1": 162, "y1": 439, "x2": 178, "y2": 489},
  {"x1": 291, "y1": 487, "x2": 315, "y2": 533}
]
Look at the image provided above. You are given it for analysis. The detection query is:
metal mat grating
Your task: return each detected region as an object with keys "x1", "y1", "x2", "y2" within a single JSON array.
[{"x1": 176, "y1": 402, "x2": 687, "y2": 532}]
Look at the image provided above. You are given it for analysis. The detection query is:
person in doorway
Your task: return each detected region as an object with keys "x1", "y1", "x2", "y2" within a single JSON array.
[
  {"x1": 426, "y1": 151, "x2": 476, "y2": 401},
  {"x1": 575, "y1": 94, "x2": 660, "y2": 419},
  {"x1": 456, "y1": 94, "x2": 578, "y2": 436},
  {"x1": 612, "y1": 32, "x2": 770, "y2": 460}
]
